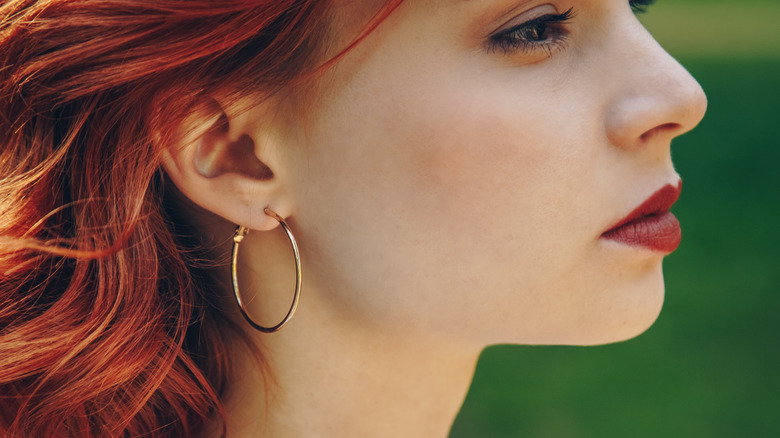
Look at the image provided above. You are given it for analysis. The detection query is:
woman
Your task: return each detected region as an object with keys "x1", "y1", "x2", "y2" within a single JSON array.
[{"x1": 0, "y1": 0, "x2": 706, "y2": 436}]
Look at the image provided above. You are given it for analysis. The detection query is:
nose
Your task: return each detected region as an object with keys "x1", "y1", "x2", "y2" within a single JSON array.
[{"x1": 604, "y1": 17, "x2": 708, "y2": 149}]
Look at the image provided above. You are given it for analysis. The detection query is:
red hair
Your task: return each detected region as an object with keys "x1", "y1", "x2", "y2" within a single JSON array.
[{"x1": 0, "y1": 0, "x2": 402, "y2": 436}]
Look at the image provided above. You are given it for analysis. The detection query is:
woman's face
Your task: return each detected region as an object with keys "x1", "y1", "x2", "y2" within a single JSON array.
[{"x1": 273, "y1": 0, "x2": 706, "y2": 346}]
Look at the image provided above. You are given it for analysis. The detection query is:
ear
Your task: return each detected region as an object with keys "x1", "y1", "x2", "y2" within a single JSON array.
[{"x1": 160, "y1": 96, "x2": 294, "y2": 231}]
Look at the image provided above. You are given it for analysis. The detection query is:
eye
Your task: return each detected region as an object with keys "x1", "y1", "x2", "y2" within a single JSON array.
[
  {"x1": 488, "y1": 8, "x2": 575, "y2": 57},
  {"x1": 629, "y1": 0, "x2": 656, "y2": 14},
  {"x1": 518, "y1": 19, "x2": 550, "y2": 43}
]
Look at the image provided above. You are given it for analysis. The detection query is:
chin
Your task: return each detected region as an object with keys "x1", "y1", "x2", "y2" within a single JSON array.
[
  {"x1": 532, "y1": 265, "x2": 667, "y2": 347},
  {"x1": 578, "y1": 268, "x2": 667, "y2": 347},
  {"x1": 481, "y1": 258, "x2": 669, "y2": 348}
]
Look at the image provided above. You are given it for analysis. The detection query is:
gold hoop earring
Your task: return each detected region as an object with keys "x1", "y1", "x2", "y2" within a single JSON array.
[{"x1": 231, "y1": 208, "x2": 302, "y2": 333}]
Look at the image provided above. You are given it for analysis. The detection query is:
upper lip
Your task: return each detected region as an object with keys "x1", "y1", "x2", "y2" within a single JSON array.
[{"x1": 603, "y1": 181, "x2": 682, "y2": 233}]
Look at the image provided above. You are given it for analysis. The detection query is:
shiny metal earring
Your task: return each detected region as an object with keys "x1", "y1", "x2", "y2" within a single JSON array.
[{"x1": 231, "y1": 207, "x2": 302, "y2": 333}]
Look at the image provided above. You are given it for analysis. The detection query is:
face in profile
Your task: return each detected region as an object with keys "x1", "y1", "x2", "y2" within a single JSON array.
[
  {"x1": 261, "y1": 0, "x2": 706, "y2": 347},
  {"x1": 173, "y1": 0, "x2": 707, "y2": 349}
]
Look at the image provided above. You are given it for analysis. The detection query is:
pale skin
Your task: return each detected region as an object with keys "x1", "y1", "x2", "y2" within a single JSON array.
[{"x1": 162, "y1": 0, "x2": 708, "y2": 436}]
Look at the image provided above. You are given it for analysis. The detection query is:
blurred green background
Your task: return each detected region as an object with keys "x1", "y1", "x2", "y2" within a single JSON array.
[{"x1": 450, "y1": 1, "x2": 780, "y2": 437}]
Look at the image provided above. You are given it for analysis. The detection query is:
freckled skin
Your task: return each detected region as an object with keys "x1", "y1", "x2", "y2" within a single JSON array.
[{"x1": 267, "y1": 0, "x2": 706, "y2": 346}]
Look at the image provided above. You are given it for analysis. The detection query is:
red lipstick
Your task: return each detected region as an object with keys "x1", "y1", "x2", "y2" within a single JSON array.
[{"x1": 601, "y1": 181, "x2": 682, "y2": 253}]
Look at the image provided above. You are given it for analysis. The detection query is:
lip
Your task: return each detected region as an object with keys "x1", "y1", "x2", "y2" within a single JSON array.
[{"x1": 601, "y1": 181, "x2": 683, "y2": 253}]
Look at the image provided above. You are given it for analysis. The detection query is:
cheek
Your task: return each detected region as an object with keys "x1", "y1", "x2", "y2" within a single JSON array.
[
  {"x1": 296, "y1": 71, "x2": 598, "y2": 320},
  {"x1": 401, "y1": 98, "x2": 545, "y2": 207},
  {"x1": 389, "y1": 82, "x2": 599, "y2": 255}
]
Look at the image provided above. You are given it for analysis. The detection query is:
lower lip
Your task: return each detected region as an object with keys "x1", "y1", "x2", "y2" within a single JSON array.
[{"x1": 601, "y1": 211, "x2": 681, "y2": 253}]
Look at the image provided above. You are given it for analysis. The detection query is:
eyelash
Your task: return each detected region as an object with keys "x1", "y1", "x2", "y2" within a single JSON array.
[
  {"x1": 488, "y1": 7, "x2": 574, "y2": 56},
  {"x1": 630, "y1": 0, "x2": 657, "y2": 14},
  {"x1": 488, "y1": 0, "x2": 657, "y2": 56}
]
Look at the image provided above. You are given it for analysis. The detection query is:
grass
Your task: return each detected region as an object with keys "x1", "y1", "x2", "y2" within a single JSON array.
[{"x1": 449, "y1": 2, "x2": 780, "y2": 437}]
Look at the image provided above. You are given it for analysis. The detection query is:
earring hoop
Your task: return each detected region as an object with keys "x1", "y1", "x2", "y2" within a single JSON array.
[{"x1": 231, "y1": 208, "x2": 302, "y2": 333}]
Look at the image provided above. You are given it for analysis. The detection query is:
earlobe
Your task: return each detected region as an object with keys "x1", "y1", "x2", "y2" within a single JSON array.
[{"x1": 159, "y1": 97, "x2": 293, "y2": 232}]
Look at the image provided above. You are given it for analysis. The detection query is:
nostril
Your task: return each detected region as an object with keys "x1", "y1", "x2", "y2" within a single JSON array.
[{"x1": 640, "y1": 123, "x2": 680, "y2": 142}]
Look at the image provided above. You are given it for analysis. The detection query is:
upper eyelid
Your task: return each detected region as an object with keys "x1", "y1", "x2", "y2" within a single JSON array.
[
  {"x1": 491, "y1": 4, "x2": 561, "y2": 35},
  {"x1": 506, "y1": 8, "x2": 573, "y2": 31}
]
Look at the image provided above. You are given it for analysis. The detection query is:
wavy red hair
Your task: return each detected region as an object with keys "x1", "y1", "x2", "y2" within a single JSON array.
[{"x1": 0, "y1": 0, "x2": 402, "y2": 436}]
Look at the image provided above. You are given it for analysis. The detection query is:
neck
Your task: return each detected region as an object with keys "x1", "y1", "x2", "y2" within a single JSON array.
[
  {"x1": 220, "y1": 295, "x2": 480, "y2": 438},
  {"x1": 189, "y1": 212, "x2": 482, "y2": 438}
]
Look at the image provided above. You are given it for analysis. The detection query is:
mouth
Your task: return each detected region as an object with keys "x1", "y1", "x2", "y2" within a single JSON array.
[{"x1": 601, "y1": 181, "x2": 683, "y2": 253}]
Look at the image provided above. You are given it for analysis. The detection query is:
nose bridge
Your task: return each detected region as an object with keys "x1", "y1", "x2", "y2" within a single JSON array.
[{"x1": 604, "y1": 15, "x2": 707, "y2": 149}]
